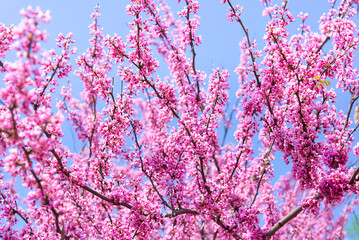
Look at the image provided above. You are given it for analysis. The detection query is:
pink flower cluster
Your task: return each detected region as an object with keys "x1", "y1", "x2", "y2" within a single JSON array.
[{"x1": 1, "y1": 0, "x2": 359, "y2": 239}]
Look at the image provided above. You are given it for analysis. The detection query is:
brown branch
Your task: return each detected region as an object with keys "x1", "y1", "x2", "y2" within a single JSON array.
[
  {"x1": 50, "y1": 206, "x2": 70, "y2": 240},
  {"x1": 229, "y1": 136, "x2": 246, "y2": 179},
  {"x1": 80, "y1": 185, "x2": 133, "y2": 209},
  {"x1": 34, "y1": 50, "x2": 66, "y2": 111},
  {"x1": 12, "y1": 208, "x2": 28, "y2": 224},
  {"x1": 226, "y1": 0, "x2": 261, "y2": 87},
  {"x1": 343, "y1": 93, "x2": 359, "y2": 130},
  {"x1": 49, "y1": 148, "x2": 134, "y2": 210},
  {"x1": 165, "y1": 208, "x2": 199, "y2": 218},
  {"x1": 316, "y1": 36, "x2": 330, "y2": 54},
  {"x1": 249, "y1": 139, "x2": 275, "y2": 208},
  {"x1": 265, "y1": 194, "x2": 322, "y2": 238},
  {"x1": 129, "y1": 119, "x2": 178, "y2": 211},
  {"x1": 266, "y1": 162, "x2": 359, "y2": 238},
  {"x1": 213, "y1": 215, "x2": 243, "y2": 240},
  {"x1": 0, "y1": 191, "x2": 29, "y2": 224},
  {"x1": 53, "y1": 143, "x2": 200, "y2": 219},
  {"x1": 137, "y1": 77, "x2": 210, "y2": 192},
  {"x1": 184, "y1": 0, "x2": 201, "y2": 102},
  {"x1": 347, "y1": 121, "x2": 359, "y2": 142},
  {"x1": 145, "y1": 3, "x2": 194, "y2": 87},
  {"x1": 221, "y1": 99, "x2": 239, "y2": 147},
  {"x1": 349, "y1": 166, "x2": 359, "y2": 185}
]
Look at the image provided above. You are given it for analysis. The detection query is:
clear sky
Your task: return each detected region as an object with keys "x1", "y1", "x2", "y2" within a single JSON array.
[
  {"x1": 0, "y1": 0, "x2": 329, "y2": 75},
  {"x1": 0, "y1": 0, "x2": 358, "y2": 237}
]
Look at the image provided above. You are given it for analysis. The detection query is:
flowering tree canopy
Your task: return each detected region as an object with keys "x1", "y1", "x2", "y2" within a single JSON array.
[{"x1": 1, "y1": 0, "x2": 359, "y2": 239}]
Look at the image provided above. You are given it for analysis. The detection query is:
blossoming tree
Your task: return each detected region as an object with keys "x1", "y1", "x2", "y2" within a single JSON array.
[{"x1": 1, "y1": 0, "x2": 359, "y2": 239}]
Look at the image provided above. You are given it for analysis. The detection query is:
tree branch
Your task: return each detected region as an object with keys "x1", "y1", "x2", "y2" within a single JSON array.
[
  {"x1": 165, "y1": 208, "x2": 199, "y2": 218},
  {"x1": 265, "y1": 194, "x2": 322, "y2": 238},
  {"x1": 250, "y1": 139, "x2": 275, "y2": 208},
  {"x1": 266, "y1": 162, "x2": 359, "y2": 238}
]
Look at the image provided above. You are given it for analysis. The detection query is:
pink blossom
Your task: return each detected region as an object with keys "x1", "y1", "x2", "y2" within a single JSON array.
[{"x1": 1, "y1": 1, "x2": 359, "y2": 239}]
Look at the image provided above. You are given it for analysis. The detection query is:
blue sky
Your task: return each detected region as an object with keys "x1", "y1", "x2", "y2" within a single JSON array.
[{"x1": 0, "y1": 0, "x2": 328, "y2": 73}]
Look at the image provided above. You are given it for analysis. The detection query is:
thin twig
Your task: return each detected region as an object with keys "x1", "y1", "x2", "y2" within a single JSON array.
[
  {"x1": 249, "y1": 139, "x2": 275, "y2": 208},
  {"x1": 226, "y1": 0, "x2": 261, "y2": 87}
]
